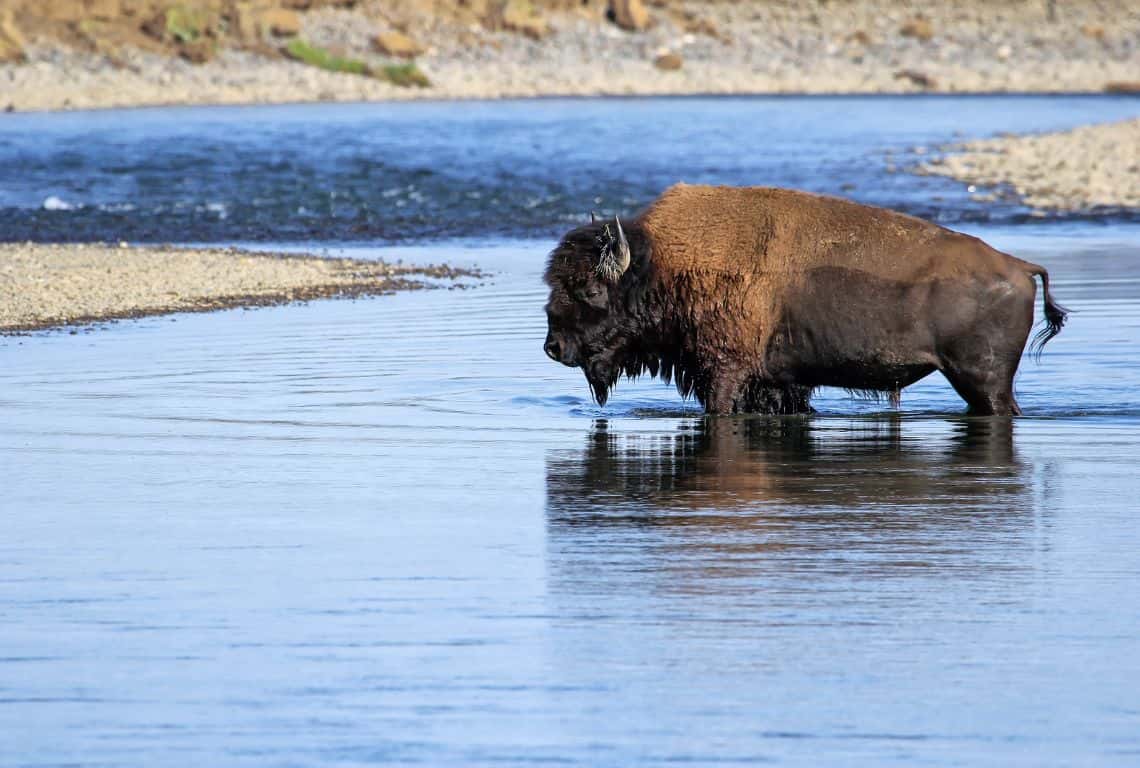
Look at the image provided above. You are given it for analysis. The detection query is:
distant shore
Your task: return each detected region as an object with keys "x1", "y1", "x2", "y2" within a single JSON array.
[
  {"x1": 1, "y1": 0, "x2": 1138, "y2": 112},
  {"x1": 0, "y1": 244, "x2": 476, "y2": 333},
  {"x1": 917, "y1": 117, "x2": 1140, "y2": 214}
]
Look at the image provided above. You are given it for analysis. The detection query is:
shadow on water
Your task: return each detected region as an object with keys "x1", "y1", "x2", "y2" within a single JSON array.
[
  {"x1": 548, "y1": 415, "x2": 1027, "y2": 512},
  {"x1": 545, "y1": 416, "x2": 1041, "y2": 592}
]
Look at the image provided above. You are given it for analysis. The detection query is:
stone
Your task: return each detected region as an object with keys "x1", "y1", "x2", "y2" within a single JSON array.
[
  {"x1": 684, "y1": 15, "x2": 725, "y2": 43},
  {"x1": 610, "y1": 0, "x2": 649, "y2": 32},
  {"x1": 653, "y1": 51, "x2": 682, "y2": 71},
  {"x1": 899, "y1": 18, "x2": 934, "y2": 42},
  {"x1": 500, "y1": 1, "x2": 549, "y2": 40},
  {"x1": 1080, "y1": 24, "x2": 1105, "y2": 40},
  {"x1": 179, "y1": 38, "x2": 217, "y2": 63},
  {"x1": 374, "y1": 31, "x2": 424, "y2": 58},
  {"x1": 458, "y1": 0, "x2": 490, "y2": 19},
  {"x1": 1105, "y1": 81, "x2": 1140, "y2": 94},
  {"x1": 506, "y1": 16, "x2": 548, "y2": 40},
  {"x1": 119, "y1": 0, "x2": 154, "y2": 15},
  {"x1": 894, "y1": 69, "x2": 937, "y2": 89},
  {"x1": 86, "y1": 0, "x2": 121, "y2": 21},
  {"x1": 232, "y1": 1, "x2": 261, "y2": 41},
  {"x1": 262, "y1": 8, "x2": 301, "y2": 37},
  {"x1": 0, "y1": 10, "x2": 27, "y2": 64},
  {"x1": 42, "y1": 2, "x2": 86, "y2": 22}
]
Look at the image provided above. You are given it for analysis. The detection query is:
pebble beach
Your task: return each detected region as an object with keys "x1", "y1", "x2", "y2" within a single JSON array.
[
  {"x1": 919, "y1": 117, "x2": 1140, "y2": 214},
  {"x1": 2, "y1": 1, "x2": 1138, "y2": 112},
  {"x1": 0, "y1": 244, "x2": 476, "y2": 332}
]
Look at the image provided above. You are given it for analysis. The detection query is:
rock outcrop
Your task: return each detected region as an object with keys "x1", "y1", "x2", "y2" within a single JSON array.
[
  {"x1": 653, "y1": 51, "x2": 682, "y2": 70},
  {"x1": 899, "y1": 18, "x2": 934, "y2": 42},
  {"x1": 374, "y1": 30, "x2": 423, "y2": 58},
  {"x1": 610, "y1": 0, "x2": 649, "y2": 32},
  {"x1": 0, "y1": 10, "x2": 27, "y2": 64}
]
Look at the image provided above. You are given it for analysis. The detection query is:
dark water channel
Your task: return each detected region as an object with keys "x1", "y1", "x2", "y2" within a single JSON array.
[
  {"x1": 2, "y1": 95, "x2": 1139, "y2": 243},
  {"x1": 2, "y1": 97, "x2": 1140, "y2": 765}
]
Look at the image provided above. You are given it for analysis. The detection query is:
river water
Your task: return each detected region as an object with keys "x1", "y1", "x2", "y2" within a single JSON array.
[{"x1": 2, "y1": 97, "x2": 1140, "y2": 766}]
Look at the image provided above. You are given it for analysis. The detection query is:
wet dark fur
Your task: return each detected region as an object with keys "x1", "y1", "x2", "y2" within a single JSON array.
[
  {"x1": 543, "y1": 184, "x2": 1068, "y2": 416},
  {"x1": 544, "y1": 219, "x2": 811, "y2": 413}
]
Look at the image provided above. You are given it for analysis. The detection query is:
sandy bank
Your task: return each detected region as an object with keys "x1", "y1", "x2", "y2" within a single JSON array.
[
  {"x1": 0, "y1": 243, "x2": 476, "y2": 333},
  {"x1": 917, "y1": 117, "x2": 1140, "y2": 214},
  {"x1": 2, "y1": 0, "x2": 1139, "y2": 111}
]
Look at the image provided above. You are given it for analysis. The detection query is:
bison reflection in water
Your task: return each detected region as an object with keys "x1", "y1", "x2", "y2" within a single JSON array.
[
  {"x1": 544, "y1": 417, "x2": 1038, "y2": 587},
  {"x1": 543, "y1": 184, "x2": 1068, "y2": 415}
]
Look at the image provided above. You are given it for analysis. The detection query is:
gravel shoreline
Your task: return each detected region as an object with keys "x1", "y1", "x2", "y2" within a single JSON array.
[
  {"x1": 2, "y1": 1, "x2": 1138, "y2": 112},
  {"x1": 0, "y1": 243, "x2": 477, "y2": 333},
  {"x1": 917, "y1": 118, "x2": 1140, "y2": 214}
]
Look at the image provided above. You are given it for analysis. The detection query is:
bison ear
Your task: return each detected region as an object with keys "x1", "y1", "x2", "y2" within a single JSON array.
[{"x1": 595, "y1": 216, "x2": 631, "y2": 283}]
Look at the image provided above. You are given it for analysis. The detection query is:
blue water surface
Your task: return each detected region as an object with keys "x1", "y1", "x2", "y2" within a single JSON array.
[
  {"x1": 0, "y1": 94, "x2": 1138, "y2": 243},
  {"x1": 2, "y1": 96, "x2": 1140, "y2": 766}
]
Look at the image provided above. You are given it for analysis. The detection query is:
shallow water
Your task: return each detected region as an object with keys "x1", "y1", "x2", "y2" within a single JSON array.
[{"x1": 3, "y1": 97, "x2": 1140, "y2": 765}]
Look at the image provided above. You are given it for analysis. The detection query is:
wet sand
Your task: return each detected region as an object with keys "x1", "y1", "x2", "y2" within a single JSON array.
[
  {"x1": 917, "y1": 117, "x2": 1140, "y2": 214},
  {"x1": 0, "y1": 243, "x2": 476, "y2": 333}
]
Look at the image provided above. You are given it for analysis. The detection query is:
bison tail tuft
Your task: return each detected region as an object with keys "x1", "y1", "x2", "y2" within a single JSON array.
[{"x1": 1028, "y1": 267, "x2": 1069, "y2": 361}]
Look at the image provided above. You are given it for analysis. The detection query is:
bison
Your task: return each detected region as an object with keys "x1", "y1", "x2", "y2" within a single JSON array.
[{"x1": 543, "y1": 183, "x2": 1067, "y2": 416}]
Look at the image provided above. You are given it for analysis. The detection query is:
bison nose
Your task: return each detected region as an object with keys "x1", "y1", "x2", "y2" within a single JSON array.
[{"x1": 544, "y1": 337, "x2": 562, "y2": 362}]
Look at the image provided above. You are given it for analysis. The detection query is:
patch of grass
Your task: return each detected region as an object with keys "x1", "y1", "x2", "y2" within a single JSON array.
[
  {"x1": 283, "y1": 40, "x2": 431, "y2": 88},
  {"x1": 377, "y1": 62, "x2": 431, "y2": 88},
  {"x1": 283, "y1": 38, "x2": 369, "y2": 75},
  {"x1": 165, "y1": 5, "x2": 208, "y2": 44}
]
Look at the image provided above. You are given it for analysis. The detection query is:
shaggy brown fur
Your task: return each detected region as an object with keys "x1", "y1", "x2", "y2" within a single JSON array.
[{"x1": 543, "y1": 183, "x2": 1067, "y2": 415}]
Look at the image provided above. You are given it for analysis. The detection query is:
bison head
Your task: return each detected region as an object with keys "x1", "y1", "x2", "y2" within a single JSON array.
[{"x1": 543, "y1": 215, "x2": 651, "y2": 405}]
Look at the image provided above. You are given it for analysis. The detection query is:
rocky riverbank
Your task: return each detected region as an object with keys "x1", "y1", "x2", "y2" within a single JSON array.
[
  {"x1": 1, "y1": 0, "x2": 1139, "y2": 111},
  {"x1": 917, "y1": 117, "x2": 1140, "y2": 214},
  {"x1": 0, "y1": 243, "x2": 476, "y2": 333}
]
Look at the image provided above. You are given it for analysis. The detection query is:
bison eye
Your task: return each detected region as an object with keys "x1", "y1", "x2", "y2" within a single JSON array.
[{"x1": 575, "y1": 284, "x2": 609, "y2": 310}]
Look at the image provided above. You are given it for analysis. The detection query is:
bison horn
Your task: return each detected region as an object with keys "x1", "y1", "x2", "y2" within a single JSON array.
[
  {"x1": 596, "y1": 216, "x2": 631, "y2": 283},
  {"x1": 614, "y1": 216, "x2": 630, "y2": 274},
  {"x1": 590, "y1": 211, "x2": 598, "y2": 223}
]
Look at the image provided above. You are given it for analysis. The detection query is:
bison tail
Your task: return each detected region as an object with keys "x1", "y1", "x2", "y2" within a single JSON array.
[{"x1": 1028, "y1": 266, "x2": 1068, "y2": 361}]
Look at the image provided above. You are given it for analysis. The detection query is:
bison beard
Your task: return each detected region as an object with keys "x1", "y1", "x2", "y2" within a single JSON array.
[
  {"x1": 585, "y1": 359, "x2": 618, "y2": 406},
  {"x1": 543, "y1": 184, "x2": 1068, "y2": 416}
]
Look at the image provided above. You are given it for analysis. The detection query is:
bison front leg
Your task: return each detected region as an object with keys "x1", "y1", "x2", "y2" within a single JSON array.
[
  {"x1": 700, "y1": 371, "x2": 814, "y2": 415},
  {"x1": 699, "y1": 368, "x2": 751, "y2": 414},
  {"x1": 743, "y1": 379, "x2": 814, "y2": 415}
]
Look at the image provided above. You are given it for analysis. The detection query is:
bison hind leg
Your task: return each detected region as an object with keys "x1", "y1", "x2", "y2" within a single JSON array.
[
  {"x1": 941, "y1": 366, "x2": 1022, "y2": 416},
  {"x1": 936, "y1": 271, "x2": 1036, "y2": 417},
  {"x1": 939, "y1": 344, "x2": 1025, "y2": 416}
]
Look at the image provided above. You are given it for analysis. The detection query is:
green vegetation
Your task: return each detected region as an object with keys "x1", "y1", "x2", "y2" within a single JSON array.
[
  {"x1": 283, "y1": 38, "x2": 369, "y2": 75},
  {"x1": 164, "y1": 5, "x2": 209, "y2": 44},
  {"x1": 377, "y1": 63, "x2": 431, "y2": 88},
  {"x1": 284, "y1": 39, "x2": 431, "y2": 88}
]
